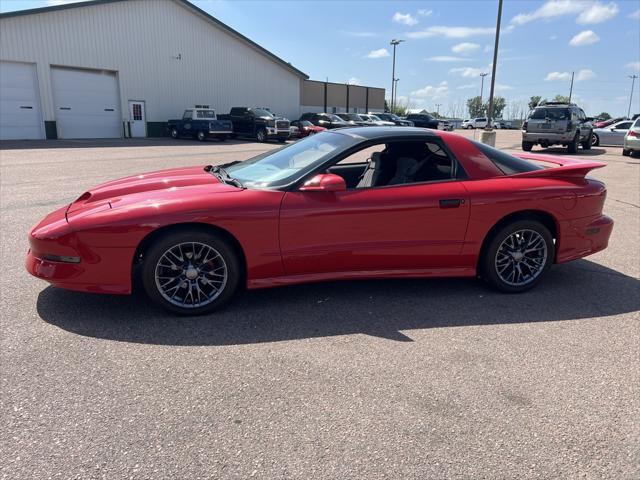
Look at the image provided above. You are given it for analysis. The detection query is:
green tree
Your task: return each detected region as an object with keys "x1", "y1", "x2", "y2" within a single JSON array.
[
  {"x1": 597, "y1": 112, "x2": 611, "y2": 120},
  {"x1": 489, "y1": 96, "x2": 507, "y2": 119},
  {"x1": 466, "y1": 96, "x2": 484, "y2": 118},
  {"x1": 553, "y1": 95, "x2": 570, "y2": 103},
  {"x1": 528, "y1": 96, "x2": 543, "y2": 110}
]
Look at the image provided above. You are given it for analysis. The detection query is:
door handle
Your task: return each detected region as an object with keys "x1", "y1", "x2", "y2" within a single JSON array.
[{"x1": 439, "y1": 198, "x2": 464, "y2": 208}]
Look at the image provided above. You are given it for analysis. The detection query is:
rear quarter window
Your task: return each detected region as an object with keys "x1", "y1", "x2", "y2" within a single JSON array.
[{"x1": 472, "y1": 141, "x2": 543, "y2": 175}]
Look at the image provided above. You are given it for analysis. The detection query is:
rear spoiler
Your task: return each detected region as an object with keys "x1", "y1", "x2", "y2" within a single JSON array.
[{"x1": 511, "y1": 153, "x2": 605, "y2": 180}]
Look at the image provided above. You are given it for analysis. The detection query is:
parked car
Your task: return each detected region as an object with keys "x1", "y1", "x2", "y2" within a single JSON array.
[
  {"x1": 462, "y1": 118, "x2": 488, "y2": 129},
  {"x1": 359, "y1": 114, "x2": 395, "y2": 126},
  {"x1": 26, "y1": 127, "x2": 613, "y2": 315},
  {"x1": 405, "y1": 113, "x2": 439, "y2": 129},
  {"x1": 623, "y1": 117, "x2": 640, "y2": 156},
  {"x1": 372, "y1": 112, "x2": 414, "y2": 126},
  {"x1": 218, "y1": 107, "x2": 290, "y2": 142},
  {"x1": 289, "y1": 124, "x2": 300, "y2": 138},
  {"x1": 168, "y1": 108, "x2": 233, "y2": 142},
  {"x1": 290, "y1": 120, "x2": 326, "y2": 137},
  {"x1": 438, "y1": 120, "x2": 454, "y2": 131},
  {"x1": 592, "y1": 117, "x2": 625, "y2": 129},
  {"x1": 336, "y1": 113, "x2": 368, "y2": 126},
  {"x1": 299, "y1": 112, "x2": 350, "y2": 129},
  {"x1": 592, "y1": 119, "x2": 633, "y2": 147},
  {"x1": 521, "y1": 102, "x2": 592, "y2": 153}
]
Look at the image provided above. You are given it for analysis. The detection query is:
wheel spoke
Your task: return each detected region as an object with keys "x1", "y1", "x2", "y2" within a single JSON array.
[{"x1": 494, "y1": 229, "x2": 547, "y2": 287}]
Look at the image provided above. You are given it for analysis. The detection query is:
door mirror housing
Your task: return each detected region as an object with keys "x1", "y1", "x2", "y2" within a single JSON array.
[{"x1": 299, "y1": 174, "x2": 346, "y2": 192}]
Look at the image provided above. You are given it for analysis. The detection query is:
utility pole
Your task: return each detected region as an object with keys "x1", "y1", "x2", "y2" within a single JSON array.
[
  {"x1": 479, "y1": 72, "x2": 489, "y2": 114},
  {"x1": 628, "y1": 75, "x2": 638, "y2": 119},
  {"x1": 390, "y1": 39, "x2": 404, "y2": 112},
  {"x1": 485, "y1": 0, "x2": 503, "y2": 131},
  {"x1": 435, "y1": 103, "x2": 442, "y2": 116},
  {"x1": 569, "y1": 71, "x2": 575, "y2": 101},
  {"x1": 393, "y1": 78, "x2": 400, "y2": 110}
]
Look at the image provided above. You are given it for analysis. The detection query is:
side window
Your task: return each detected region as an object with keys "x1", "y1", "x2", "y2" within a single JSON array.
[
  {"x1": 183, "y1": 110, "x2": 192, "y2": 120},
  {"x1": 616, "y1": 122, "x2": 632, "y2": 130},
  {"x1": 331, "y1": 140, "x2": 456, "y2": 190}
]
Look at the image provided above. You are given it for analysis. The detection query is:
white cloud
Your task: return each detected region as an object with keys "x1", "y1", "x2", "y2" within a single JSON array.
[
  {"x1": 407, "y1": 26, "x2": 495, "y2": 39},
  {"x1": 457, "y1": 83, "x2": 476, "y2": 89},
  {"x1": 427, "y1": 56, "x2": 471, "y2": 62},
  {"x1": 450, "y1": 66, "x2": 486, "y2": 77},
  {"x1": 417, "y1": 9, "x2": 433, "y2": 17},
  {"x1": 569, "y1": 30, "x2": 600, "y2": 46},
  {"x1": 452, "y1": 42, "x2": 480, "y2": 54},
  {"x1": 365, "y1": 48, "x2": 390, "y2": 59},
  {"x1": 410, "y1": 81, "x2": 449, "y2": 100},
  {"x1": 347, "y1": 77, "x2": 360, "y2": 85},
  {"x1": 393, "y1": 12, "x2": 418, "y2": 26},
  {"x1": 545, "y1": 69, "x2": 595, "y2": 81},
  {"x1": 495, "y1": 84, "x2": 515, "y2": 91},
  {"x1": 545, "y1": 71, "x2": 573, "y2": 81},
  {"x1": 576, "y1": 68, "x2": 595, "y2": 80},
  {"x1": 630, "y1": 9, "x2": 640, "y2": 20},
  {"x1": 626, "y1": 61, "x2": 640, "y2": 71},
  {"x1": 577, "y1": 2, "x2": 618, "y2": 24},
  {"x1": 46, "y1": 0, "x2": 90, "y2": 4}
]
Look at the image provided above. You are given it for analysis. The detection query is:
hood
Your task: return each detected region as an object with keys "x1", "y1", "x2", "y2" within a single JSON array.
[{"x1": 66, "y1": 165, "x2": 239, "y2": 216}]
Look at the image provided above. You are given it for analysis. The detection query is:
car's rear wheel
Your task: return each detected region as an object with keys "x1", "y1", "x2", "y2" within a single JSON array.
[
  {"x1": 256, "y1": 128, "x2": 267, "y2": 142},
  {"x1": 170, "y1": 128, "x2": 179, "y2": 139},
  {"x1": 622, "y1": 148, "x2": 631, "y2": 156},
  {"x1": 141, "y1": 230, "x2": 240, "y2": 315},
  {"x1": 522, "y1": 141, "x2": 533, "y2": 151},
  {"x1": 481, "y1": 220, "x2": 554, "y2": 293},
  {"x1": 567, "y1": 133, "x2": 579, "y2": 154},
  {"x1": 196, "y1": 131, "x2": 207, "y2": 142},
  {"x1": 591, "y1": 133, "x2": 600, "y2": 146},
  {"x1": 581, "y1": 131, "x2": 592, "y2": 150}
]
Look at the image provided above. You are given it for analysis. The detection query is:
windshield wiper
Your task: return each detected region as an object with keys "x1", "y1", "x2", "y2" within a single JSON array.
[{"x1": 205, "y1": 165, "x2": 245, "y2": 189}]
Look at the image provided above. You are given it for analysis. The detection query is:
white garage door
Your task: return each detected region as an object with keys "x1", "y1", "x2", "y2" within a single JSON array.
[
  {"x1": 0, "y1": 61, "x2": 44, "y2": 140},
  {"x1": 51, "y1": 67, "x2": 121, "y2": 139}
]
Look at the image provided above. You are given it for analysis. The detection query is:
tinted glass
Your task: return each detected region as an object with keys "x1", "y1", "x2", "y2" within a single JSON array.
[
  {"x1": 251, "y1": 109, "x2": 274, "y2": 118},
  {"x1": 530, "y1": 108, "x2": 569, "y2": 120},
  {"x1": 615, "y1": 122, "x2": 632, "y2": 130},
  {"x1": 472, "y1": 140, "x2": 543, "y2": 175},
  {"x1": 196, "y1": 110, "x2": 216, "y2": 119}
]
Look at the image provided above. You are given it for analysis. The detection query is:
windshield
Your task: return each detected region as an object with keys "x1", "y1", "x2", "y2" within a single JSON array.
[
  {"x1": 530, "y1": 108, "x2": 569, "y2": 120},
  {"x1": 329, "y1": 114, "x2": 344, "y2": 122},
  {"x1": 251, "y1": 108, "x2": 274, "y2": 118},
  {"x1": 225, "y1": 131, "x2": 355, "y2": 188},
  {"x1": 369, "y1": 115, "x2": 382, "y2": 121},
  {"x1": 341, "y1": 114, "x2": 363, "y2": 121}
]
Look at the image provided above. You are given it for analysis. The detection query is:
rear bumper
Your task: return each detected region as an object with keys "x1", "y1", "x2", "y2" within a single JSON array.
[
  {"x1": 556, "y1": 215, "x2": 614, "y2": 263},
  {"x1": 623, "y1": 136, "x2": 640, "y2": 151},
  {"x1": 522, "y1": 132, "x2": 574, "y2": 144}
]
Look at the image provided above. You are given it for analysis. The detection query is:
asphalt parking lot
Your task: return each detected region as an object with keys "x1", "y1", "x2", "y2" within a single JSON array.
[{"x1": 1, "y1": 130, "x2": 638, "y2": 479}]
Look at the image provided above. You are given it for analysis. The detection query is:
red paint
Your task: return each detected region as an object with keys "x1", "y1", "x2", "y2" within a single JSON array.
[{"x1": 26, "y1": 132, "x2": 613, "y2": 295}]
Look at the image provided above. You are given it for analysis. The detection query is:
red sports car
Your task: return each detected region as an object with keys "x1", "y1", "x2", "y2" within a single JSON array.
[
  {"x1": 26, "y1": 128, "x2": 613, "y2": 315},
  {"x1": 291, "y1": 120, "x2": 326, "y2": 137}
]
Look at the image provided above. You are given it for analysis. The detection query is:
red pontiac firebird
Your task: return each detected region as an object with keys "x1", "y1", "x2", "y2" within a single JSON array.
[{"x1": 26, "y1": 127, "x2": 613, "y2": 315}]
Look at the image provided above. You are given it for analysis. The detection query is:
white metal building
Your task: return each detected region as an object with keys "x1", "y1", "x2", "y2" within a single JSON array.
[{"x1": 0, "y1": 0, "x2": 310, "y2": 139}]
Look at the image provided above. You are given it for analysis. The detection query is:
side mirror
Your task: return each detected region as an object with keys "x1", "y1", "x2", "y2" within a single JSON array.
[{"x1": 299, "y1": 174, "x2": 346, "y2": 192}]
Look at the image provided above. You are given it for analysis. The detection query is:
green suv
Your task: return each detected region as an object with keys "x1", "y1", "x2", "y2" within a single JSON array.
[{"x1": 521, "y1": 102, "x2": 593, "y2": 154}]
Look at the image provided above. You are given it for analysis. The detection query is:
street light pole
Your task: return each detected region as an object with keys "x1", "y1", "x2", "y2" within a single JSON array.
[
  {"x1": 435, "y1": 103, "x2": 442, "y2": 116},
  {"x1": 569, "y1": 71, "x2": 575, "y2": 101},
  {"x1": 486, "y1": 0, "x2": 503, "y2": 131},
  {"x1": 479, "y1": 72, "x2": 488, "y2": 113},
  {"x1": 628, "y1": 75, "x2": 638, "y2": 119},
  {"x1": 394, "y1": 78, "x2": 400, "y2": 110},
  {"x1": 390, "y1": 39, "x2": 404, "y2": 112}
]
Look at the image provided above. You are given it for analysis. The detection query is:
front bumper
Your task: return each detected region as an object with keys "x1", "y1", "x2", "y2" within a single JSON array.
[
  {"x1": 522, "y1": 131, "x2": 574, "y2": 144},
  {"x1": 266, "y1": 127, "x2": 290, "y2": 137}
]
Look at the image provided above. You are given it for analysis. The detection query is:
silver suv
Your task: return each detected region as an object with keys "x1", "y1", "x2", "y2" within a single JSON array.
[{"x1": 522, "y1": 102, "x2": 592, "y2": 153}]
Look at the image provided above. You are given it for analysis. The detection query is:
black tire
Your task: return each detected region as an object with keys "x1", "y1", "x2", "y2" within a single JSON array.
[
  {"x1": 196, "y1": 131, "x2": 207, "y2": 142},
  {"x1": 141, "y1": 229, "x2": 241, "y2": 315},
  {"x1": 256, "y1": 128, "x2": 267, "y2": 142},
  {"x1": 467, "y1": 125, "x2": 473, "y2": 130},
  {"x1": 522, "y1": 141, "x2": 533, "y2": 152},
  {"x1": 278, "y1": 138, "x2": 287, "y2": 143},
  {"x1": 591, "y1": 133, "x2": 599, "y2": 147},
  {"x1": 581, "y1": 131, "x2": 592, "y2": 150},
  {"x1": 622, "y1": 148, "x2": 631, "y2": 157},
  {"x1": 170, "y1": 128, "x2": 179, "y2": 139},
  {"x1": 218, "y1": 135, "x2": 227, "y2": 142},
  {"x1": 567, "y1": 133, "x2": 579, "y2": 154},
  {"x1": 481, "y1": 220, "x2": 554, "y2": 293}
]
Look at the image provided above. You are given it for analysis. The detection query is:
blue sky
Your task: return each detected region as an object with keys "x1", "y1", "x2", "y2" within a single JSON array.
[{"x1": 2, "y1": 0, "x2": 639, "y2": 118}]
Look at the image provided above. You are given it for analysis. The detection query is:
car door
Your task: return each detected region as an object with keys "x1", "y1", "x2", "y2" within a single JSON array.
[
  {"x1": 180, "y1": 110, "x2": 193, "y2": 136},
  {"x1": 609, "y1": 121, "x2": 632, "y2": 146},
  {"x1": 279, "y1": 140, "x2": 471, "y2": 276}
]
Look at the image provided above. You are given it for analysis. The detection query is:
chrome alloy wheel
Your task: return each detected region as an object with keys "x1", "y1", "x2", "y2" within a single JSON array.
[
  {"x1": 154, "y1": 242, "x2": 228, "y2": 308},
  {"x1": 495, "y1": 229, "x2": 548, "y2": 287}
]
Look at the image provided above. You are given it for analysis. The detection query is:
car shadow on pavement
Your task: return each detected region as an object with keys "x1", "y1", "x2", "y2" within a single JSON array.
[
  {"x1": 37, "y1": 259, "x2": 640, "y2": 346},
  {"x1": 530, "y1": 147, "x2": 608, "y2": 156}
]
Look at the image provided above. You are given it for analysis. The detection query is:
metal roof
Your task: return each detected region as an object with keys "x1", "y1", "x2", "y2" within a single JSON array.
[{"x1": 0, "y1": 0, "x2": 309, "y2": 79}]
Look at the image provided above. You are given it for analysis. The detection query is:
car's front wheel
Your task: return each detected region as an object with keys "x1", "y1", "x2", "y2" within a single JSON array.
[
  {"x1": 141, "y1": 229, "x2": 241, "y2": 315},
  {"x1": 196, "y1": 131, "x2": 207, "y2": 142},
  {"x1": 481, "y1": 220, "x2": 554, "y2": 293},
  {"x1": 256, "y1": 128, "x2": 267, "y2": 142},
  {"x1": 522, "y1": 141, "x2": 533, "y2": 151},
  {"x1": 170, "y1": 128, "x2": 179, "y2": 139}
]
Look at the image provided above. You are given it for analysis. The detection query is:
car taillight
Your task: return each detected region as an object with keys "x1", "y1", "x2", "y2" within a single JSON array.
[
  {"x1": 628, "y1": 131, "x2": 638, "y2": 137},
  {"x1": 522, "y1": 121, "x2": 528, "y2": 130},
  {"x1": 566, "y1": 121, "x2": 574, "y2": 132}
]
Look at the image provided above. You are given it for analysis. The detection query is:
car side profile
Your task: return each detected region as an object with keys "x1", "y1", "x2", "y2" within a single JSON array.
[
  {"x1": 591, "y1": 119, "x2": 633, "y2": 147},
  {"x1": 27, "y1": 128, "x2": 613, "y2": 315}
]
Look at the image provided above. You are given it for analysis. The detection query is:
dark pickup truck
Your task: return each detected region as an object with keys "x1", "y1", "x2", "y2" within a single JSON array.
[
  {"x1": 168, "y1": 108, "x2": 233, "y2": 141},
  {"x1": 219, "y1": 107, "x2": 290, "y2": 142},
  {"x1": 404, "y1": 113, "x2": 439, "y2": 129}
]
